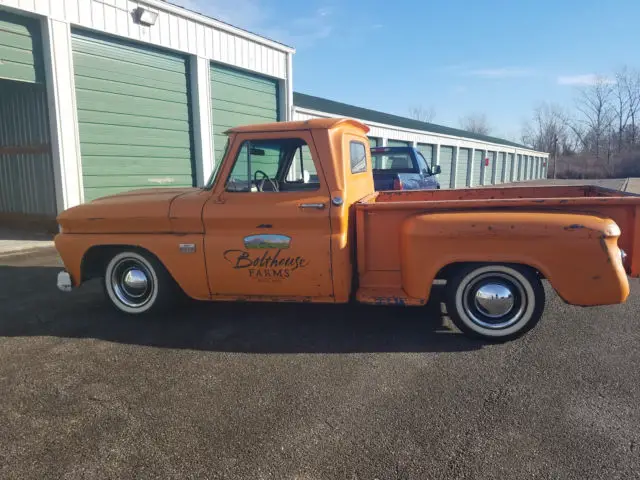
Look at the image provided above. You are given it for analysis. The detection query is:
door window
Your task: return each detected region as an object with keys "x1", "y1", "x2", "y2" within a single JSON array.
[{"x1": 226, "y1": 138, "x2": 320, "y2": 192}]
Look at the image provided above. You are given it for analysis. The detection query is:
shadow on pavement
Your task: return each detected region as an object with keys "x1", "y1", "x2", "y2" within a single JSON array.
[{"x1": 0, "y1": 265, "x2": 484, "y2": 354}]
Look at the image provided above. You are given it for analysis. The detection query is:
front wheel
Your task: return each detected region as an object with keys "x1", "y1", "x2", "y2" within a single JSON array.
[
  {"x1": 446, "y1": 264, "x2": 545, "y2": 342},
  {"x1": 103, "y1": 250, "x2": 177, "y2": 315}
]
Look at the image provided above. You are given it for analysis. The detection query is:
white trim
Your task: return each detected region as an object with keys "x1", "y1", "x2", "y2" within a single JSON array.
[
  {"x1": 285, "y1": 52, "x2": 293, "y2": 120},
  {"x1": 190, "y1": 56, "x2": 213, "y2": 186},
  {"x1": 293, "y1": 106, "x2": 548, "y2": 158},
  {"x1": 468, "y1": 148, "x2": 475, "y2": 187},
  {"x1": 43, "y1": 18, "x2": 83, "y2": 210}
]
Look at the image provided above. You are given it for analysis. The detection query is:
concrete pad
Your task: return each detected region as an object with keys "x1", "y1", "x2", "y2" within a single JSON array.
[
  {"x1": 624, "y1": 178, "x2": 640, "y2": 194},
  {"x1": 0, "y1": 228, "x2": 55, "y2": 257}
]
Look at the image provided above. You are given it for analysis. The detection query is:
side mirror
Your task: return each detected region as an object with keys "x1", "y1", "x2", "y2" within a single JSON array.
[{"x1": 432, "y1": 165, "x2": 442, "y2": 175}]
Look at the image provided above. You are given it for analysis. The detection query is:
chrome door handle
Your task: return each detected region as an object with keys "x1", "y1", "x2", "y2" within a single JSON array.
[{"x1": 298, "y1": 203, "x2": 326, "y2": 210}]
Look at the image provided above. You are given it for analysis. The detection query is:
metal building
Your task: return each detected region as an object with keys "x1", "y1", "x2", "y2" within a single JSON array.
[
  {"x1": 0, "y1": 0, "x2": 294, "y2": 228},
  {"x1": 293, "y1": 93, "x2": 549, "y2": 189}
]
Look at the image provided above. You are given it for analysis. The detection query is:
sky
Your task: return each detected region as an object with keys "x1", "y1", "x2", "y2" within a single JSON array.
[{"x1": 171, "y1": 0, "x2": 640, "y2": 140}]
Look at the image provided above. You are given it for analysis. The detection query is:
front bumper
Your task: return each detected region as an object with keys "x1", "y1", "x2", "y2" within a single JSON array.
[{"x1": 57, "y1": 271, "x2": 73, "y2": 292}]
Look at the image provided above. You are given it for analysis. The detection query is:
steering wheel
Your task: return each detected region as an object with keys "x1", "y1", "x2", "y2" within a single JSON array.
[{"x1": 253, "y1": 170, "x2": 279, "y2": 192}]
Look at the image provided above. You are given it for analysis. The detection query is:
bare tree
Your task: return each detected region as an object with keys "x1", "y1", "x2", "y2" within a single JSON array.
[
  {"x1": 523, "y1": 68, "x2": 640, "y2": 179},
  {"x1": 408, "y1": 105, "x2": 436, "y2": 123},
  {"x1": 459, "y1": 113, "x2": 491, "y2": 135},
  {"x1": 570, "y1": 77, "x2": 615, "y2": 160},
  {"x1": 620, "y1": 68, "x2": 640, "y2": 145},
  {"x1": 521, "y1": 103, "x2": 571, "y2": 153}
]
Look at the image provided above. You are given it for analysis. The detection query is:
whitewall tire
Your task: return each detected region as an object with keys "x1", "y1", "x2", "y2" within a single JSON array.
[
  {"x1": 446, "y1": 264, "x2": 545, "y2": 341},
  {"x1": 104, "y1": 250, "x2": 175, "y2": 315}
]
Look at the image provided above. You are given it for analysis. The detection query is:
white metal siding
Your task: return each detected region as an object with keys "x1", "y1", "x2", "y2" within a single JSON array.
[
  {"x1": 1, "y1": 0, "x2": 288, "y2": 79},
  {"x1": 293, "y1": 107, "x2": 548, "y2": 172}
]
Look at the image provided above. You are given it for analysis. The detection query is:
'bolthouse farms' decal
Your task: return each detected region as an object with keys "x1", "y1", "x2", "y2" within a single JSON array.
[{"x1": 223, "y1": 235, "x2": 308, "y2": 281}]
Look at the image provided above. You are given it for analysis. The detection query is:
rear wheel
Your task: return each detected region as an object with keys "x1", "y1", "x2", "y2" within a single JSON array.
[
  {"x1": 446, "y1": 264, "x2": 545, "y2": 341},
  {"x1": 103, "y1": 250, "x2": 177, "y2": 315}
]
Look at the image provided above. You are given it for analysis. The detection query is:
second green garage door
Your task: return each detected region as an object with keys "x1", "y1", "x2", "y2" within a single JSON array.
[
  {"x1": 72, "y1": 31, "x2": 195, "y2": 201},
  {"x1": 211, "y1": 63, "x2": 279, "y2": 164}
]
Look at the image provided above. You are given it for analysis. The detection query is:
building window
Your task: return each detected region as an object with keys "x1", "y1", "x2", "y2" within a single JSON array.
[{"x1": 350, "y1": 141, "x2": 367, "y2": 174}]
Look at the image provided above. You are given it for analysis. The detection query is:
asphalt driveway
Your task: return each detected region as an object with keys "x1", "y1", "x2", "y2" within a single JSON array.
[{"x1": 1, "y1": 249, "x2": 639, "y2": 479}]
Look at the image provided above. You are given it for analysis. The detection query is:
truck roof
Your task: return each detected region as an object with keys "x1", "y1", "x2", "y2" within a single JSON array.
[{"x1": 225, "y1": 117, "x2": 370, "y2": 134}]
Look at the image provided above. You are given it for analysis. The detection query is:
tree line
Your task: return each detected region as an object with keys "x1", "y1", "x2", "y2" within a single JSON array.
[{"x1": 521, "y1": 67, "x2": 640, "y2": 178}]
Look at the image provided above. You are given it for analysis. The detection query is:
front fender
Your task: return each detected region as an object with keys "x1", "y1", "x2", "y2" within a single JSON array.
[
  {"x1": 401, "y1": 211, "x2": 629, "y2": 306},
  {"x1": 54, "y1": 233, "x2": 210, "y2": 301}
]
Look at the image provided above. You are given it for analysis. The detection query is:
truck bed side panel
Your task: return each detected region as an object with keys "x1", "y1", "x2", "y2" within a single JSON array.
[{"x1": 400, "y1": 211, "x2": 628, "y2": 306}]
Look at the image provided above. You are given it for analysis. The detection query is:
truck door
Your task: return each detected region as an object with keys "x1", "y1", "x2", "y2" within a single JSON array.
[{"x1": 202, "y1": 131, "x2": 335, "y2": 300}]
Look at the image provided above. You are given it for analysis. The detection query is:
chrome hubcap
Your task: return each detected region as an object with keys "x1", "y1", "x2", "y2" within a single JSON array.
[
  {"x1": 122, "y1": 269, "x2": 149, "y2": 298},
  {"x1": 110, "y1": 259, "x2": 154, "y2": 308},
  {"x1": 462, "y1": 273, "x2": 526, "y2": 330},
  {"x1": 474, "y1": 283, "x2": 515, "y2": 318}
]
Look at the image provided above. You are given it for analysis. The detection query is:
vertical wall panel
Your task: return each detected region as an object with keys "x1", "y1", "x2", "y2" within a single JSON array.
[{"x1": 0, "y1": 80, "x2": 56, "y2": 215}]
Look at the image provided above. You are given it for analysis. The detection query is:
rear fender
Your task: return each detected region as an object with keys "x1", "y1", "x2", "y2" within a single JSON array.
[{"x1": 401, "y1": 211, "x2": 629, "y2": 306}]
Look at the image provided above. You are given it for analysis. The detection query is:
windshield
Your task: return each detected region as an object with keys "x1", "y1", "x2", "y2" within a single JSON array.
[
  {"x1": 371, "y1": 151, "x2": 416, "y2": 173},
  {"x1": 204, "y1": 138, "x2": 229, "y2": 189}
]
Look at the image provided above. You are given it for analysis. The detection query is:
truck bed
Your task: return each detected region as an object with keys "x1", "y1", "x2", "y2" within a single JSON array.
[{"x1": 355, "y1": 185, "x2": 640, "y2": 290}]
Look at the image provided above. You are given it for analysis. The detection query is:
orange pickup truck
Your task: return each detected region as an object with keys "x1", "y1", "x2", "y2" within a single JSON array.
[{"x1": 55, "y1": 118, "x2": 640, "y2": 341}]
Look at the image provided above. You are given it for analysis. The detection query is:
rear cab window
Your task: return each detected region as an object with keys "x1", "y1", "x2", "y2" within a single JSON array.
[
  {"x1": 370, "y1": 148, "x2": 418, "y2": 173},
  {"x1": 350, "y1": 141, "x2": 368, "y2": 174}
]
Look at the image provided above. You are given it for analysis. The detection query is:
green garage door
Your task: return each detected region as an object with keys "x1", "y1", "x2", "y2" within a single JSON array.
[
  {"x1": 456, "y1": 148, "x2": 470, "y2": 188},
  {"x1": 506, "y1": 153, "x2": 514, "y2": 181},
  {"x1": 486, "y1": 151, "x2": 496, "y2": 185},
  {"x1": 516, "y1": 155, "x2": 523, "y2": 180},
  {"x1": 387, "y1": 139, "x2": 411, "y2": 147},
  {"x1": 439, "y1": 146, "x2": 454, "y2": 189},
  {"x1": 72, "y1": 31, "x2": 195, "y2": 201},
  {"x1": 529, "y1": 156, "x2": 534, "y2": 179},
  {"x1": 0, "y1": 11, "x2": 44, "y2": 83},
  {"x1": 211, "y1": 63, "x2": 279, "y2": 165},
  {"x1": 496, "y1": 152, "x2": 506, "y2": 184},
  {"x1": 471, "y1": 149, "x2": 483, "y2": 186},
  {"x1": 417, "y1": 143, "x2": 434, "y2": 167},
  {"x1": 368, "y1": 137, "x2": 381, "y2": 148}
]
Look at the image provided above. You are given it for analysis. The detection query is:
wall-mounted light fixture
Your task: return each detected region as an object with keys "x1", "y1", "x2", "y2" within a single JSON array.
[{"x1": 134, "y1": 6, "x2": 159, "y2": 26}]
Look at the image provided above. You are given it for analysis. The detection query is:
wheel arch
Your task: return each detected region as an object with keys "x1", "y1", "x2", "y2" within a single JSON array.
[{"x1": 81, "y1": 244, "x2": 168, "y2": 283}]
